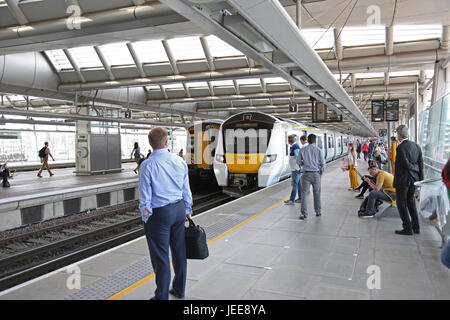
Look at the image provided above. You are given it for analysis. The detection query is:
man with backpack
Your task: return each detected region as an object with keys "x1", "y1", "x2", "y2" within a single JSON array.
[{"x1": 37, "y1": 142, "x2": 55, "y2": 178}]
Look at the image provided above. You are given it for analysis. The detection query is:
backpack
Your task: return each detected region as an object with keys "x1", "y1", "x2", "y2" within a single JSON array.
[{"x1": 38, "y1": 147, "x2": 46, "y2": 158}]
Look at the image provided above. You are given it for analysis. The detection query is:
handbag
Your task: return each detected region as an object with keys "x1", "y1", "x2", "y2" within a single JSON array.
[{"x1": 185, "y1": 218, "x2": 209, "y2": 259}]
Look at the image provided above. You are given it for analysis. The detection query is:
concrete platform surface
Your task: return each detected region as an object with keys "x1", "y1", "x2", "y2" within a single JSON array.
[{"x1": 1, "y1": 159, "x2": 449, "y2": 300}]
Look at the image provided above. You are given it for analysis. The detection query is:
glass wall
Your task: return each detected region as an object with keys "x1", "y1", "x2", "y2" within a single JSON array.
[
  {"x1": 418, "y1": 93, "x2": 450, "y2": 179},
  {"x1": 0, "y1": 118, "x2": 188, "y2": 165}
]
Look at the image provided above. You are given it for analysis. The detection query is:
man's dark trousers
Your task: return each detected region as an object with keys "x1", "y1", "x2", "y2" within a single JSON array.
[
  {"x1": 396, "y1": 183, "x2": 419, "y2": 232},
  {"x1": 144, "y1": 200, "x2": 187, "y2": 300}
]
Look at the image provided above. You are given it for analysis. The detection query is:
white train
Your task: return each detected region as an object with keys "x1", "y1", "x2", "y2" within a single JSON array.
[{"x1": 213, "y1": 111, "x2": 361, "y2": 196}]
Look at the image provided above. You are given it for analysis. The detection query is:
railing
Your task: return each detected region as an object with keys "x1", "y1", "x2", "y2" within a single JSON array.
[{"x1": 415, "y1": 178, "x2": 449, "y2": 246}]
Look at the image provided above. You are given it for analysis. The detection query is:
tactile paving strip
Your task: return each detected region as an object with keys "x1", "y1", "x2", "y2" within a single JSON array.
[{"x1": 63, "y1": 206, "x2": 269, "y2": 300}]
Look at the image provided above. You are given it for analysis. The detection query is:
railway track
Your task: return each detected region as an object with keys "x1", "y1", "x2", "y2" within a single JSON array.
[{"x1": 0, "y1": 191, "x2": 232, "y2": 292}]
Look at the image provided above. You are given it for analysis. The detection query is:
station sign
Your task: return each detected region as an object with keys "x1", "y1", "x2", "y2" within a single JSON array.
[
  {"x1": 371, "y1": 100, "x2": 384, "y2": 122},
  {"x1": 385, "y1": 99, "x2": 399, "y2": 122}
]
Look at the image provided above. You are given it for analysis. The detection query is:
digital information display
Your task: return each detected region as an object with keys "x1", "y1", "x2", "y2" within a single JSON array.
[
  {"x1": 371, "y1": 100, "x2": 384, "y2": 122},
  {"x1": 385, "y1": 99, "x2": 399, "y2": 122}
]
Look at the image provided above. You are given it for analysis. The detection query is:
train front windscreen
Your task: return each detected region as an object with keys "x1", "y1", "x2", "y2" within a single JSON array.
[{"x1": 221, "y1": 113, "x2": 275, "y2": 174}]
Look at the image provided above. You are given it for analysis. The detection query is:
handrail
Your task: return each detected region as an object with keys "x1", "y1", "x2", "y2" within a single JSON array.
[
  {"x1": 414, "y1": 177, "x2": 442, "y2": 186},
  {"x1": 423, "y1": 162, "x2": 443, "y2": 174}
]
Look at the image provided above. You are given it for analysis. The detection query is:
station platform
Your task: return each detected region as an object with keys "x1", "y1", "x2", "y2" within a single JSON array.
[
  {"x1": 0, "y1": 160, "x2": 449, "y2": 300},
  {"x1": 0, "y1": 163, "x2": 139, "y2": 231}
]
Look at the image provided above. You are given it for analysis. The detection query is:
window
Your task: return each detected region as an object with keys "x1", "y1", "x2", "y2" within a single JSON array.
[
  {"x1": 132, "y1": 40, "x2": 169, "y2": 63},
  {"x1": 167, "y1": 37, "x2": 205, "y2": 61},
  {"x1": 68, "y1": 46, "x2": 103, "y2": 68},
  {"x1": 394, "y1": 25, "x2": 442, "y2": 42},
  {"x1": 341, "y1": 26, "x2": 385, "y2": 46},
  {"x1": 205, "y1": 35, "x2": 243, "y2": 57},
  {"x1": 45, "y1": 49, "x2": 73, "y2": 71},
  {"x1": 99, "y1": 42, "x2": 134, "y2": 66},
  {"x1": 300, "y1": 28, "x2": 334, "y2": 49}
]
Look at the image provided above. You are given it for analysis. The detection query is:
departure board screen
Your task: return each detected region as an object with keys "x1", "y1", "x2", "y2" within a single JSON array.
[
  {"x1": 385, "y1": 99, "x2": 399, "y2": 121},
  {"x1": 371, "y1": 100, "x2": 384, "y2": 122}
]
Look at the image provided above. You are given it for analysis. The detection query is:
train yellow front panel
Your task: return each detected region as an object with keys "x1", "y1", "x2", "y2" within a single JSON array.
[{"x1": 225, "y1": 153, "x2": 265, "y2": 173}]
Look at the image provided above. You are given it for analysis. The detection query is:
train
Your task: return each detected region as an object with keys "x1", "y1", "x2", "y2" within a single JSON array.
[
  {"x1": 211, "y1": 112, "x2": 361, "y2": 197},
  {"x1": 185, "y1": 119, "x2": 223, "y2": 191}
]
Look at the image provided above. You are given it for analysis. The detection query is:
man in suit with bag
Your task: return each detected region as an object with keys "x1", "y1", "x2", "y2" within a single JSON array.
[
  {"x1": 139, "y1": 127, "x2": 193, "y2": 300},
  {"x1": 393, "y1": 125, "x2": 424, "y2": 235}
]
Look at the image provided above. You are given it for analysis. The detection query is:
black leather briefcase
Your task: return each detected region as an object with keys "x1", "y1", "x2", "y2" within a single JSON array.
[{"x1": 185, "y1": 218, "x2": 209, "y2": 259}]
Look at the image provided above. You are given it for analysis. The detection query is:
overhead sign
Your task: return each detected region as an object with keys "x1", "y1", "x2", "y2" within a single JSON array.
[
  {"x1": 289, "y1": 102, "x2": 298, "y2": 113},
  {"x1": 385, "y1": 99, "x2": 399, "y2": 122},
  {"x1": 124, "y1": 110, "x2": 132, "y2": 119},
  {"x1": 379, "y1": 129, "x2": 387, "y2": 137},
  {"x1": 371, "y1": 100, "x2": 384, "y2": 122}
]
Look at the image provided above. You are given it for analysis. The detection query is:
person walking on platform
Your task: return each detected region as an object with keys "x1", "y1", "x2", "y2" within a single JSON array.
[
  {"x1": 356, "y1": 140, "x2": 362, "y2": 160},
  {"x1": 1, "y1": 163, "x2": 11, "y2": 188},
  {"x1": 362, "y1": 141, "x2": 369, "y2": 162},
  {"x1": 358, "y1": 165, "x2": 396, "y2": 218},
  {"x1": 131, "y1": 142, "x2": 144, "y2": 174},
  {"x1": 393, "y1": 125, "x2": 423, "y2": 236},
  {"x1": 284, "y1": 135, "x2": 306, "y2": 205},
  {"x1": 37, "y1": 142, "x2": 54, "y2": 178},
  {"x1": 139, "y1": 127, "x2": 193, "y2": 300},
  {"x1": 347, "y1": 143, "x2": 359, "y2": 191},
  {"x1": 390, "y1": 136, "x2": 398, "y2": 174},
  {"x1": 297, "y1": 134, "x2": 325, "y2": 220},
  {"x1": 441, "y1": 158, "x2": 450, "y2": 268}
]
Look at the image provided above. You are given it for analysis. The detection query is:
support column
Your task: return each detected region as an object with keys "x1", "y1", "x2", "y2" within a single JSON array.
[
  {"x1": 387, "y1": 122, "x2": 392, "y2": 173},
  {"x1": 296, "y1": 1, "x2": 302, "y2": 29},
  {"x1": 413, "y1": 82, "x2": 419, "y2": 143},
  {"x1": 75, "y1": 105, "x2": 90, "y2": 175}
]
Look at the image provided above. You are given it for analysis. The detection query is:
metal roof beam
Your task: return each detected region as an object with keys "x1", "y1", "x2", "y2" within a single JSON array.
[
  {"x1": 4, "y1": 0, "x2": 29, "y2": 25},
  {"x1": 127, "y1": 42, "x2": 147, "y2": 78},
  {"x1": 63, "y1": 49, "x2": 86, "y2": 83},
  {"x1": 93, "y1": 46, "x2": 115, "y2": 81}
]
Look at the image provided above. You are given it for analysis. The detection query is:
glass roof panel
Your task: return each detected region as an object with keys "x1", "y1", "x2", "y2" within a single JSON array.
[
  {"x1": 45, "y1": 49, "x2": 73, "y2": 71},
  {"x1": 394, "y1": 25, "x2": 442, "y2": 42},
  {"x1": 186, "y1": 81, "x2": 208, "y2": 88},
  {"x1": 341, "y1": 26, "x2": 385, "y2": 46},
  {"x1": 132, "y1": 40, "x2": 169, "y2": 63},
  {"x1": 236, "y1": 78, "x2": 262, "y2": 85},
  {"x1": 389, "y1": 71, "x2": 420, "y2": 77},
  {"x1": 163, "y1": 83, "x2": 184, "y2": 89},
  {"x1": 68, "y1": 46, "x2": 102, "y2": 68},
  {"x1": 146, "y1": 85, "x2": 160, "y2": 90},
  {"x1": 354, "y1": 72, "x2": 385, "y2": 79},
  {"x1": 263, "y1": 77, "x2": 288, "y2": 83},
  {"x1": 99, "y1": 42, "x2": 134, "y2": 66},
  {"x1": 205, "y1": 35, "x2": 243, "y2": 57},
  {"x1": 167, "y1": 37, "x2": 205, "y2": 61},
  {"x1": 300, "y1": 28, "x2": 334, "y2": 49},
  {"x1": 211, "y1": 80, "x2": 234, "y2": 86}
]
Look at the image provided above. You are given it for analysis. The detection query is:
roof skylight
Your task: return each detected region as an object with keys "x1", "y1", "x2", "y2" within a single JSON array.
[
  {"x1": 99, "y1": 42, "x2": 135, "y2": 66},
  {"x1": 133, "y1": 40, "x2": 169, "y2": 63},
  {"x1": 394, "y1": 25, "x2": 442, "y2": 42},
  {"x1": 68, "y1": 46, "x2": 103, "y2": 68},
  {"x1": 205, "y1": 35, "x2": 243, "y2": 57},
  {"x1": 45, "y1": 49, "x2": 73, "y2": 71},
  {"x1": 167, "y1": 37, "x2": 205, "y2": 61}
]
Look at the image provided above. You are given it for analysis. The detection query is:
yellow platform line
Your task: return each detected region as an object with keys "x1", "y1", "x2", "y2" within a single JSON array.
[
  {"x1": 107, "y1": 196, "x2": 288, "y2": 300},
  {"x1": 107, "y1": 167, "x2": 337, "y2": 300}
]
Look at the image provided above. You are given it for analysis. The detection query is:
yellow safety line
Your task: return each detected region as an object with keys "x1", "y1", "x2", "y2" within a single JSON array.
[{"x1": 107, "y1": 167, "x2": 337, "y2": 300}]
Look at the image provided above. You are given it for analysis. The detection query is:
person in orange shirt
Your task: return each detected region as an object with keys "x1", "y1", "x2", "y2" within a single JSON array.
[{"x1": 390, "y1": 136, "x2": 398, "y2": 174}]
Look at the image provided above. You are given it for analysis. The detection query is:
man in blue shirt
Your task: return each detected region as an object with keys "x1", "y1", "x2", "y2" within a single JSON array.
[
  {"x1": 284, "y1": 135, "x2": 306, "y2": 205},
  {"x1": 139, "y1": 127, "x2": 193, "y2": 300}
]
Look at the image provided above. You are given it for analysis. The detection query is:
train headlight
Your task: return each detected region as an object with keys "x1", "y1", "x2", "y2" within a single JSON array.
[
  {"x1": 263, "y1": 154, "x2": 277, "y2": 163},
  {"x1": 215, "y1": 154, "x2": 225, "y2": 163}
]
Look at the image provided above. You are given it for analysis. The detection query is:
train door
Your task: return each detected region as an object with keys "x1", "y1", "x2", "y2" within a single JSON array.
[{"x1": 323, "y1": 133, "x2": 328, "y2": 159}]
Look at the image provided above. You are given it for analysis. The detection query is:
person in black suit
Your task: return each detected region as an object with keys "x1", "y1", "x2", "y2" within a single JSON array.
[{"x1": 393, "y1": 125, "x2": 424, "y2": 235}]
